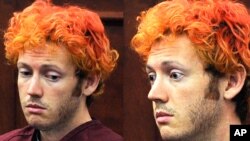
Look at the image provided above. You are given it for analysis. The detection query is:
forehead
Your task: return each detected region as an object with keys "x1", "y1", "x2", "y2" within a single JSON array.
[{"x1": 147, "y1": 35, "x2": 204, "y2": 69}]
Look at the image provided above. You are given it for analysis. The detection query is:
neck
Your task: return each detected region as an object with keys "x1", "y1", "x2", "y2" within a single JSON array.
[
  {"x1": 200, "y1": 100, "x2": 241, "y2": 141},
  {"x1": 40, "y1": 101, "x2": 91, "y2": 141},
  {"x1": 212, "y1": 100, "x2": 241, "y2": 141}
]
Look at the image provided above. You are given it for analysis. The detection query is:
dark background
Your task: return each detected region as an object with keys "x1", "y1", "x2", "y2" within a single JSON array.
[{"x1": 0, "y1": 0, "x2": 250, "y2": 141}]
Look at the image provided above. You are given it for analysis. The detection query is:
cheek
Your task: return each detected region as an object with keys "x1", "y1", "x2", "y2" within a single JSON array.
[
  {"x1": 17, "y1": 82, "x2": 27, "y2": 98},
  {"x1": 17, "y1": 78, "x2": 24, "y2": 89},
  {"x1": 44, "y1": 91, "x2": 67, "y2": 114},
  {"x1": 44, "y1": 84, "x2": 75, "y2": 105},
  {"x1": 152, "y1": 102, "x2": 156, "y2": 109},
  {"x1": 171, "y1": 82, "x2": 208, "y2": 109},
  {"x1": 176, "y1": 75, "x2": 209, "y2": 98},
  {"x1": 43, "y1": 88, "x2": 64, "y2": 102}
]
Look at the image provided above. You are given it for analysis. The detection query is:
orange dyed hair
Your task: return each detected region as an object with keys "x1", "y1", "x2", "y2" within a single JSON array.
[
  {"x1": 131, "y1": 0, "x2": 250, "y2": 122},
  {"x1": 4, "y1": 0, "x2": 118, "y2": 83},
  {"x1": 131, "y1": 0, "x2": 250, "y2": 76}
]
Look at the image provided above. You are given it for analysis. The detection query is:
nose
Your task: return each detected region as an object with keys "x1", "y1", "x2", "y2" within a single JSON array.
[
  {"x1": 27, "y1": 75, "x2": 43, "y2": 97},
  {"x1": 148, "y1": 77, "x2": 169, "y2": 102}
]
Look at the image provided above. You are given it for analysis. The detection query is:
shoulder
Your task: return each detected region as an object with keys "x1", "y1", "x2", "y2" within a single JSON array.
[
  {"x1": 62, "y1": 120, "x2": 123, "y2": 141},
  {"x1": 0, "y1": 126, "x2": 35, "y2": 141}
]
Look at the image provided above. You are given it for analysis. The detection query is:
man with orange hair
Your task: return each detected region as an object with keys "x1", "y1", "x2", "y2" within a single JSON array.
[
  {"x1": 131, "y1": 0, "x2": 250, "y2": 141},
  {"x1": 0, "y1": 0, "x2": 123, "y2": 141}
]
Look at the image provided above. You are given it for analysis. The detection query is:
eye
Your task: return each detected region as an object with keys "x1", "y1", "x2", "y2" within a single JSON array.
[
  {"x1": 170, "y1": 70, "x2": 184, "y2": 81},
  {"x1": 18, "y1": 68, "x2": 32, "y2": 77},
  {"x1": 147, "y1": 72, "x2": 156, "y2": 85},
  {"x1": 44, "y1": 71, "x2": 61, "y2": 82}
]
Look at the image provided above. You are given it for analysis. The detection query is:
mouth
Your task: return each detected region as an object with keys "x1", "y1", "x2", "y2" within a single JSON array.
[
  {"x1": 155, "y1": 111, "x2": 174, "y2": 124},
  {"x1": 26, "y1": 103, "x2": 46, "y2": 114}
]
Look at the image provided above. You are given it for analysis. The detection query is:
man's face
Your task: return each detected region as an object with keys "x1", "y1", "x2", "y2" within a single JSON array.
[
  {"x1": 146, "y1": 35, "x2": 223, "y2": 141},
  {"x1": 17, "y1": 43, "x2": 83, "y2": 130}
]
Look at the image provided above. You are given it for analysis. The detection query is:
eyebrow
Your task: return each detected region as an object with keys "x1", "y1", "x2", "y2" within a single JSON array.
[
  {"x1": 162, "y1": 61, "x2": 183, "y2": 68},
  {"x1": 17, "y1": 62, "x2": 30, "y2": 68},
  {"x1": 146, "y1": 61, "x2": 184, "y2": 72},
  {"x1": 17, "y1": 62, "x2": 62, "y2": 71},
  {"x1": 146, "y1": 65, "x2": 153, "y2": 72}
]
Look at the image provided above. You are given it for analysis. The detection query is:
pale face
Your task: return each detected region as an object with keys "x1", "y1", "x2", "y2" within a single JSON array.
[
  {"x1": 146, "y1": 36, "x2": 223, "y2": 141},
  {"x1": 17, "y1": 43, "x2": 83, "y2": 131}
]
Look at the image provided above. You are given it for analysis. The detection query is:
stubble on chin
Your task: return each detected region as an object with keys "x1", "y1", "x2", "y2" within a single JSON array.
[{"x1": 156, "y1": 95, "x2": 221, "y2": 140}]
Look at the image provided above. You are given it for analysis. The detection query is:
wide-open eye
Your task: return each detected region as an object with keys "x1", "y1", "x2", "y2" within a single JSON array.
[
  {"x1": 147, "y1": 72, "x2": 156, "y2": 85},
  {"x1": 170, "y1": 70, "x2": 184, "y2": 81}
]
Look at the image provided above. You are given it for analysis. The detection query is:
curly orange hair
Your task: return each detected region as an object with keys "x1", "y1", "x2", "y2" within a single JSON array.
[
  {"x1": 4, "y1": 0, "x2": 118, "y2": 84},
  {"x1": 131, "y1": 0, "x2": 250, "y2": 75},
  {"x1": 131, "y1": 0, "x2": 250, "y2": 122}
]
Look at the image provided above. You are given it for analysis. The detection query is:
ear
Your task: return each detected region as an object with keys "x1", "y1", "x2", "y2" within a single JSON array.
[
  {"x1": 81, "y1": 73, "x2": 101, "y2": 96},
  {"x1": 224, "y1": 65, "x2": 246, "y2": 100}
]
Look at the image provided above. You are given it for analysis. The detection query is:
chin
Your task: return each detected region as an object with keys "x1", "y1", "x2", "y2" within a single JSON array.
[
  {"x1": 29, "y1": 122, "x2": 51, "y2": 131},
  {"x1": 160, "y1": 132, "x2": 183, "y2": 141},
  {"x1": 26, "y1": 117, "x2": 49, "y2": 130},
  {"x1": 159, "y1": 125, "x2": 195, "y2": 141},
  {"x1": 158, "y1": 125, "x2": 180, "y2": 141}
]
